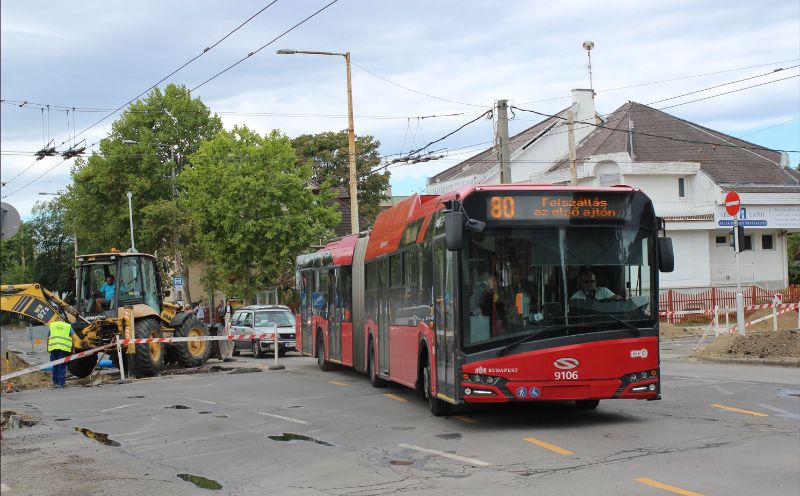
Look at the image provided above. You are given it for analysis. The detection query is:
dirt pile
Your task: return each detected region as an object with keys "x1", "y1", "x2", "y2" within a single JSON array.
[
  {"x1": 735, "y1": 308, "x2": 799, "y2": 332},
  {"x1": 660, "y1": 322, "x2": 705, "y2": 338},
  {"x1": 1, "y1": 351, "x2": 52, "y2": 390},
  {"x1": 694, "y1": 329, "x2": 800, "y2": 360}
]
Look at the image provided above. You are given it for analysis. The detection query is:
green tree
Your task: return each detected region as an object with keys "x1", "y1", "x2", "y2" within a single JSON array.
[
  {"x1": 181, "y1": 126, "x2": 340, "y2": 300},
  {"x1": 0, "y1": 223, "x2": 34, "y2": 285},
  {"x1": 291, "y1": 130, "x2": 389, "y2": 225},
  {"x1": 64, "y1": 84, "x2": 223, "y2": 303},
  {"x1": 26, "y1": 198, "x2": 76, "y2": 295},
  {"x1": 788, "y1": 233, "x2": 800, "y2": 285}
]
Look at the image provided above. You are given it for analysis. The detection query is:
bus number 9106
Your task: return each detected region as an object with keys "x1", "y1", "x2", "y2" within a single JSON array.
[{"x1": 554, "y1": 371, "x2": 579, "y2": 380}]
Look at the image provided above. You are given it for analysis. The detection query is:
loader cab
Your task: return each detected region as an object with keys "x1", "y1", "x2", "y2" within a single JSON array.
[{"x1": 76, "y1": 252, "x2": 162, "y2": 319}]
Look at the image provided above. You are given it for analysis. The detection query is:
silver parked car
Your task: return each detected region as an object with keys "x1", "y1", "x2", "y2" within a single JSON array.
[{"x1": 230, "y1": 305, "x2": 297, "y2": 357}]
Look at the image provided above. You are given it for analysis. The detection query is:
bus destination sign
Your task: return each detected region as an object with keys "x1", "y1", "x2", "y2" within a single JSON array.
[{"x1": 487, "y1": 194, "x2": 630, "y2": 221}]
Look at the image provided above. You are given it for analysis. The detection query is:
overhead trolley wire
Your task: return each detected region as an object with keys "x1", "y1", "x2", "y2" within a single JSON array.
[
  {"x1": 190, "y1": 0, "x2": 339, "y2": 92},
  {"x1": 644, "y1": 65, "x2": 798, "y2": 106},
  {"x1": 351, "y1": 62, "x2": 487, "y2": 108},
  {"x1": 52, "y1": 1, "x2": 280, "y2": 149},
  {"x1": 510, "y1": 104, "x2": 799, "y2": 154}
]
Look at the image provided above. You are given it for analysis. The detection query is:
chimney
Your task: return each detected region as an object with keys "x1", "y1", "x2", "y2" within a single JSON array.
[{"x1": 570, "y1": 89, "x2": 596, "y2": 145}]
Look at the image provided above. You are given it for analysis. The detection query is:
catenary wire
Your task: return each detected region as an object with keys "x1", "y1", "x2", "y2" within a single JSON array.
[
  {"x1": 59, "y1": 1, "x2": 280, "y2": 148},
  {"x1": 190, "y1": 0, "x2": 339, "y2": 92}
]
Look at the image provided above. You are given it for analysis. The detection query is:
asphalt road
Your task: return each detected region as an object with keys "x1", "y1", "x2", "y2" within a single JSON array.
[{"x1": 1, "y1": 337, "x2": 799, "y2": 496}]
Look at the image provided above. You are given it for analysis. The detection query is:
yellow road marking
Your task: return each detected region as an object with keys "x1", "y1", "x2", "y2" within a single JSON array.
[
  {"x1": 635, "y1": 477, "x2": 705, "y2": 496},
  {"x1": 327, "y1": 380, "x2": 350, "y2": 386},
  {"x1": 383, "y1": 393, "x2": 409, "y2": 403},
  {"x1": 710, "y1": 403, "x2": 769, "y2": 417},
  {"x1": 522, "y1": 437, "x2": 574, "y2": 455},
  {"x1": 453, "y1": 415, "x2": 478, "y2": 424}
]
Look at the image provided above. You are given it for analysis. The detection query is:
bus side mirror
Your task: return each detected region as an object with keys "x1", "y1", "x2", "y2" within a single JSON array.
[
  {"x1": 445, "y1": 211, "x2": 465, "y2": 251},
  {"x1": 658, "y1": 237, "x2": 674, "y2": 273}
]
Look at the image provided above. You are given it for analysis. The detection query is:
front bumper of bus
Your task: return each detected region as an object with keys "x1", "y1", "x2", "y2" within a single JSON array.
[{"x1": 460, "y1": 368, "x2": 660, "y2": 403}]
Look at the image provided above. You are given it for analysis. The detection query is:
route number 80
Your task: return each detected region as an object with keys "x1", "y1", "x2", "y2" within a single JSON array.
[{"x1": 490, "y1": 196, "x2": 515, "y2": 219}]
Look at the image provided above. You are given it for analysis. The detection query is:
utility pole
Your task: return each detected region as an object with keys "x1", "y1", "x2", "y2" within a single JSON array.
[
  {"x1": 170, "y1": 146, "x2": 191, "y2": 305},
  {"x1": 567, "y1": 108, "x2": 578, "y2": 186},
  {"x1": 345, "y1": 52, "x2": 359, "y2": 234},
  {"x1": 496, "y1": 99, "x2": 511, "y2": 183}
]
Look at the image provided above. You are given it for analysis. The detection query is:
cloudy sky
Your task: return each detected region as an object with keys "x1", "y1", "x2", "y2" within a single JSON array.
[{"x1": 2, "y1": 0, "x2": 798, "y2": 218}]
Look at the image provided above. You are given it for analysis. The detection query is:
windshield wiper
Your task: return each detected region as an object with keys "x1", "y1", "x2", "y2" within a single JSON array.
[
  {"x1": 579, "y1": 314, "x2": 640, "y2": 336},
  {"x1": 496, "y1": 325, "x2": 570, "y2": 357}
]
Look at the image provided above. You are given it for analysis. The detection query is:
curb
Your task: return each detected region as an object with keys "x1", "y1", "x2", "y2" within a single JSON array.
[{"x1": 694, "y1": 356, "x2": 800, "y2": 367}]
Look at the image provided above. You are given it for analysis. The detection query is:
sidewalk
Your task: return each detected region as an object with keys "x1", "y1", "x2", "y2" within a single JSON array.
[{"x1": 1, "y1": 324, "x2": 51, "y2": 366}]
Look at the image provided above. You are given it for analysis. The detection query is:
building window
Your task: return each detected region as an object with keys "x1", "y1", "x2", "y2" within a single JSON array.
[
  {"x1": 715, "y1": 235, "x2": 727, "y2": 246},
  {"x1": 762, "y1": 234, "x2": 774, "y2": 250},
  {"x1": 744, "y1": 235, "x2": 752, "y2": 251},
  {"x1": 678, "y1": 178, "x2": 685, "y2": 198}
]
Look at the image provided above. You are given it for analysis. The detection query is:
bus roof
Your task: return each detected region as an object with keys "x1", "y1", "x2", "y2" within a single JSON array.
[
  {"x1": 298, "y1": 184, "x2": 646, "y2": 267},
  {"x1": 365, "y1": 184, "x2": 642, "y2": 260}
]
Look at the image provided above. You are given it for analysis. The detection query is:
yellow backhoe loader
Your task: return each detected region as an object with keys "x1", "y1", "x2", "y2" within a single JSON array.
[{"x1": 1, "y1": 251, "x2": 218, "y2": 378}]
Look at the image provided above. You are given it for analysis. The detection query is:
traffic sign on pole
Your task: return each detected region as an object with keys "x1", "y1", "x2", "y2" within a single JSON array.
[{"x1": 725, "y1": 191, "x2": 741, "y2": 217}]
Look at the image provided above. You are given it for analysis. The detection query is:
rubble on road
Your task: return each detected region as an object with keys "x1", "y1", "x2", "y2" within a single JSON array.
[
  {"x1": 1, "y1": 352, "x2": 51, "y2": 390},
  {"x1": 694, "y1": 329, "x2": 800, "y2": 362}
]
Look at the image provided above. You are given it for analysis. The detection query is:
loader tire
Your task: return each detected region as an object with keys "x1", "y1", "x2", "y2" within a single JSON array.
[
  {"x1": 134, "y1": 318, "x2": 164, "y2": 377},
  {"x1": 174, "y1": 316, "x2": 211, "y2": 368},
  {"x1": 67, "y1": 353, "x2": 98, "y2": 378}
]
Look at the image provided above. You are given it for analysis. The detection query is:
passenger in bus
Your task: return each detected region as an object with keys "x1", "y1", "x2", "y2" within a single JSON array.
[
  {"x1": 469, "y1": 271, "x2": 495, "y2": 317},
  {"x1": 570, "y1": 269, "x2": 622, "y2": 301}
]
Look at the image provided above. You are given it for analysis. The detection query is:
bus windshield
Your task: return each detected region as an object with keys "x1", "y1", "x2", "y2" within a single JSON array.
[{"x1": 463, "y1": 225, "x2": 656, "y2": 348}]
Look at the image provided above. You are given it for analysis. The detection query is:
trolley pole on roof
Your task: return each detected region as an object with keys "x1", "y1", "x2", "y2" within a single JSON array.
[{"x1": 496, "y1": 99, "x2": 511, "y2": 183}]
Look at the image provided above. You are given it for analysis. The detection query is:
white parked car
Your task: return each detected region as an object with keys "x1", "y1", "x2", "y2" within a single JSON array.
[{"x1": 230, "y1": 305, "x2": 297, "y2": 357}]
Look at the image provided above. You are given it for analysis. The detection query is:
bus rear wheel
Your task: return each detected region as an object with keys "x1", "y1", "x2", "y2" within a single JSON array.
[
  {"x1": 424, "y1": 360, "x2": 450, "y2": 417},
  {"x1": 368, "y1": 341, "x2": 387, "y2": 388},
  {"x1": 317, "y1": 332, "x2": 332, "y2": 371}
]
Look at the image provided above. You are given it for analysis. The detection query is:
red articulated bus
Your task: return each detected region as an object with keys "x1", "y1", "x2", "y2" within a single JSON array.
[{"x1": 296, "y1": 184, "x2": 674, "y2": 416}]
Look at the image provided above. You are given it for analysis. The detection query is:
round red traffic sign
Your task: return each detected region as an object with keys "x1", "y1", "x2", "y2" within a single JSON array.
[{"x1": 725, "y1": 190, "x2": 741, "y2": 216}]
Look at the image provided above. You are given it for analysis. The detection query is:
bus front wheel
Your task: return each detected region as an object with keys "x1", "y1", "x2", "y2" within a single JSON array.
[{"x1": 424, "y1": 360, "x2": 450, "y2": 417}]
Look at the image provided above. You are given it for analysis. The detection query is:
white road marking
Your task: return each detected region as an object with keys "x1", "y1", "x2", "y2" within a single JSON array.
[
  {"x1": 187, "y1": 397, "x2": 217, "y2": 405},
  {"x1": 1, "y1": 482, "x2": 10, "y2": 493},
  {"x1": 101, "y1": 403, "x2": 139, "y2": 413},
  {"x1": 758, "y1": 403, "x2": 800, "y2": 420},
  {"x1": 399, "y1": 443, "x2": 491, "y2": 467},
  {"x1": 710, "y1": 385, "x2": 734, "y2": 395},
  {"x1": 258, "y1": 412, "x2": 309, "y2": 425}
]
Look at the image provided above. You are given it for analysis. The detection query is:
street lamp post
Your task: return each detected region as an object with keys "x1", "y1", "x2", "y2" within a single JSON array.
[{"x1": 277, "y1": 49, "x2": 360, "y2": 234}]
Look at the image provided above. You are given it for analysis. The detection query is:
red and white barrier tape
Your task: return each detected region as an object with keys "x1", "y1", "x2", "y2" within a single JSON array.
[
  {"x1": 660, "y1": 302, "x2": 798, "y2": 317},
  {"x1": 118, "y1": 333, "x2": 275, "y2": 346},
  {"x1": 729, "y1": 303, "x2": 799, "y2": 333},
  {"x1": 1, "y1": 342, "x2": 115, "y2": 382},
  {"x1": 659, "y1": 309, "x2": 714, "y2": 317},
  {"x1": 2, "y1": 332, "x2": 281, "y2": 382}
]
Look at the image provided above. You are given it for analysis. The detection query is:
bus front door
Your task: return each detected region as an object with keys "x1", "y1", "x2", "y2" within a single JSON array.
[
  {"x1": 329, "y1": 268, "x2": 342, "y2": 362},
  {"x1": 433, "y1": 239, "x2": 458, "y2": 403},
  {"x1": 379, "y1": 259, "x2": 390, "y2": 375},
  {"x1": 301, "y1": 270, "x2": 313, "y2": 355}
]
